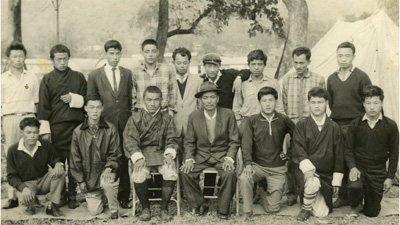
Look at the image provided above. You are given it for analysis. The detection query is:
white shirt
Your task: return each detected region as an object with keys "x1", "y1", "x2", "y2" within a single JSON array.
[
  {"x1": 363, "y1": 113, "x2": 382, "y2": 129},
  {"x1": 17, "y1": 139, "x2": 41, "y2": 157},
  {"x1": 311, "y1": 114, "x2": 326, "y2": 131},
  {"x1": 104, "y1": 63, "x2": 120, "y2": 91},
  {"x1": 204, "y1": 108, "x2": 217, "y2": 120},
  {"x1": 206, "y1": 71, "x2": 222, "y2": 86},
  {"x1": 176, "y1": 73, "x2": 188, "y2": 84},
  {"x1": 1, "y1": 70, "x2": 39, "y2": 116},
  {"x1": 336, "y1": 66, "x2": 354, "y2": 82}
]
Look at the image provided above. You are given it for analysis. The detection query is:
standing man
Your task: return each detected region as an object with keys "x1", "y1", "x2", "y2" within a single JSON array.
[
  {"x1": 180, "y1": 82, "x2": 240, "y2": 220},
  {"x1": 281, "y1": 47, "x2": 325, "y2": 206},
  {"x1": 7, "y1": 118, "x2": 65, "y2": 217},
  {"x1": 37, "y1": 44, "x2": 87, "y2": 209},
  {"x1": 1, "y1": 42, "x2": 39, "y2": 209},
  {"x1": 239, "y1": 87, "x2": 295, "y2": 220},
  {"x1": 87, "y1": 40, "x2": 133, "y2": 209},
  {"x1": 292, "y1": 87, "x2": 345, "y2": 221},
  {"x1": 132, "y1": 39, "x2": 176, "y2": 115},
  {"x1": 233, "y1": 49, "x2": 284, "y2": 125},
  {"x1": 200, "y1": 53, "x2": 250, "y2": 109},
  {"x1": 327, "y1": 41, "x2": 372, "y2": 207},
  {"x1": 70, "y1": 96, "x2": 121, "y2": 219},
  {"x1": 345, "y1": 85, "x2": 398, "y2": 217},
  {"x1": 124, "y1": 86, "x2": 179, "y2": 222}
]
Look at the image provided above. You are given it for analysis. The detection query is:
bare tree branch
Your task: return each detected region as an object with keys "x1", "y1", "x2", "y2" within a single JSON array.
[{"x1": 167, "y1": 7, "x2": 213, "y2": 37}]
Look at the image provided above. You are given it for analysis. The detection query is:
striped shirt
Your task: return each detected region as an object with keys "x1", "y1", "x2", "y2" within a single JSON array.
[
  {"x1": 132, "y1": 63, "x2": 176, "y2": 111},
  {"x1": 282, "y1": 71, "x2": 325, "y2": 120}
]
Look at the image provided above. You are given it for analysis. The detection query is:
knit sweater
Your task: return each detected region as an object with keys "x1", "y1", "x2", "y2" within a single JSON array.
[{"x1": 327, "y1": 67, "x2": 371, "y2": 122}]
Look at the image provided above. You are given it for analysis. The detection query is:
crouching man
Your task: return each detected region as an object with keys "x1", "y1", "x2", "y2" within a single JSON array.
[
  {"x1": 292, "y1": 87, "x2": 345, "y2": 221},
  {"x1": 239, "y1": 87, "x2": 295, "y2": 220},
  {"x1": 123, "y1": 86, "x2": 179, "y2": 222},
  {"x1": 6, "y1": 117, "x2": 65, "y2": 217}
]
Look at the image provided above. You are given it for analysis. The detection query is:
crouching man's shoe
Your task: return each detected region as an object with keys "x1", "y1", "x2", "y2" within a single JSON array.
[
  {"x1": 25, "y1": 206, "x2": 36, "y2": 215},
  {"x1": 68, "y1": 196, "x2": 80, "y2": 209},
  {"x1": 46, "y1": 203, "x2": 65, "y2": 217},
  {"x1": 217, "y1": 212, "x2": 229, "y2": 220},
  {"x1": 2, "y1": 199, "x2": 19, "y2": 209},
  {"x1": 110, "y1": 212, "x2": 119, "y2": 219},
  {"x1": 296, "y1": 209, "x2": 312, "y2": 221}
]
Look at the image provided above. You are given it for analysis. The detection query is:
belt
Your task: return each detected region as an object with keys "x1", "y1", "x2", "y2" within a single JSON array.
[{"x1": 2, "y1": 112, "x2": 35, "y2": 117}]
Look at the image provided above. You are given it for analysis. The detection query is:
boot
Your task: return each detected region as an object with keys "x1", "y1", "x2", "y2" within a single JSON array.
[{"x1": 68, "y1": 195, "x2": 80, "y2": 209}]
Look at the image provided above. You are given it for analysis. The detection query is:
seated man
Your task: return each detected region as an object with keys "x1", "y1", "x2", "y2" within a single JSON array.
[
  {"x1": 345, "y1": 85, "x2": 398, "y2": 217},
  {"x1": 69, "y1": 96, "x2": 121, "y2": 219},
  {"x1": 239, "y1": 87, "x2": 295, "y2": 220},
  {"x1": 6, "y1": 117, "x2": 65, "y2": 217},
  {"x1": 292, "y1": 87, "x2": 344, "y2": 221},
  {"x1": 123, "y1": 86, "x2": 179, "y2": 222},
  {"x1": 180, "y1": 82, "x2": 240, "y2": 220}
]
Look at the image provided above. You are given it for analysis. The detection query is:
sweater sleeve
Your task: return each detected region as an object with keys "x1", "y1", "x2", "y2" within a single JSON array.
[
  {"x1": 6, "y1": 148, "x2": 27, "y2": 192},
  {"x1": 387, "y1": 121, "x2": 399, "y2": 179},
  {"x1": 241, "y1": 118, "x2": 254, "y2": 166},
  {"x1": 344, "y1": 122, "x2": 357, "y2": 169},
  {"x1": 327, "y1": 75, "x2": 334, "y2": 111},
  {"x1": 226, "y1": 111, "x2": 240, "y2": 160},
  {"x1": 285, "y1": 116, "x2": 296, "y2": 158}
]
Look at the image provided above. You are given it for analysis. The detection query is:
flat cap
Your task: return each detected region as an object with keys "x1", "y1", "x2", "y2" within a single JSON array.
[{"x1": 202, "y1": 53, "x2": 221, "y2": 65}]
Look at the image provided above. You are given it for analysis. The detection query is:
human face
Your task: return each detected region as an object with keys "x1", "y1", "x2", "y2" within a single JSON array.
[
  {"x1": 293, "y1": 54, "x2": 310, "y2": 76},
  {"x1": 52, "y1": 52, "x2": 69, "y2": 71},
  {"x1": 201, "y1": 91, "x2": 219, "y2": 111},
  {"x1": 144, "y1": 92, "x2": 162, "y2": 114},
  {"x1": 9, "y1": 50, "x2": 26, "y2": 70},
  {"x1": 363, "y1": 96, "x2": 383, "y2": 120},
  {"x1": 142, "y1": 44, "x2": 158, "y2": 65},
  {"x1": 249, "y1": 59, "x2": 265, "y2": 77},
  {"x1": 308, "y1": 96, "x2": 327, "y2": 117},
  {"x1": 106, "y1": 48, "x2": 121, "y2": 67},
  {"x1": 336, "y1": 48, "x2": 355, "y2": 70},
  {"x1": 174, "y1": 54, "x2": 190, "y2": 76},
  {"x1": 21, "y1": 126, "x2": 39, "y2": 147},
  {"x1": 204, "y1": 63, "x2": 220, "y2": 78},
  {"x1": 85, "y1": 100, "x2": 104, "y2": 121},
  {"x1": 259, "y1": 94, "x2": 276, "y2": 116}
]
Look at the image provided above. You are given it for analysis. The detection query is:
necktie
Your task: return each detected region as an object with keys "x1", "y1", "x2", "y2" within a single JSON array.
[{"x1": 112, "y1": 67, "x2": 117, "y2": 92}]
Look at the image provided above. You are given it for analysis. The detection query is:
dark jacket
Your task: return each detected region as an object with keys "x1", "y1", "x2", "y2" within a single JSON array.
[
  {"x1": 87, "y1": 66, "x2": 133, "y2": 133},
  {"x1": 70, "y1": 117, "x2": 121, "y2": 191},
  {"x1": 184, "y1": 107, "x2": 240, "y2": 164}
]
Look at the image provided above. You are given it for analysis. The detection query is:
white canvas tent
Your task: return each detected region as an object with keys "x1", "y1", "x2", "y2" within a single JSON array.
[{"x1": 283, "y1": 10, "x2": 399, "y2": 125}]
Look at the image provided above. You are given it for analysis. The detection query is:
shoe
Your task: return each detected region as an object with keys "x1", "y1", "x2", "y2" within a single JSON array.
[
  {"x1": 25, "y1": 206, "x2": 36, "y2": 215},
  {"x1": 68, "y1": 199, "x2": 80, "y2": 209},
  {"x1": 243, "y1": 211, "x2": 253, "y2": 221},
  {"x1": 46, "y1": 203, "x2": 65, "y2": 217},
  {"x1": 332, "y1": 197, "x2": 349, "y2": 208},
  {"x1": 296, "y1": 209, "x2": 312, "y2": 221},
  {"x1": 217, "y1": 212, "x2": 229, "y2": 220},
  {"x1": 194, "y1": 204, "x2": 209, "y2": 216},
  {"x1": 160, "y1": 210, "x2": 172, "y2": 222},
  {"x1": 139, "y1": 208, "x2": 151, "y2": 221},
  {"x1": 35, "y1": 197, "x2": 44, "y2": 208},
  {"x1": 2, "y1": 199, "x2": 19, "y2": 209},
  {"x1": 119, "y1": 200, "x2": 132, "y2": 209},
  {"x1": 346, "y1": 204, "x2": 362, "y2": 218},
  {"x1": 110, "y1": 212, "x2": 119, "y2": 219},
  {"x1": 286, "y1": 198, "x2": 297, "y2": 206}
]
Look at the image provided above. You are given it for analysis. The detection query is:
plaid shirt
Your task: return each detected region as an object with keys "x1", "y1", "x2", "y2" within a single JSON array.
[
  {"x1": 132, "y1": 63, "x2": 176, "y2": 111},
  {"x1": 282, "y1": 70, "x2": 325, "y2": 120}
]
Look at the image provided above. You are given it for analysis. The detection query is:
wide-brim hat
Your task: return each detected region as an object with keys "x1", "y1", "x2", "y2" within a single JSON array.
[
  {"x1": 195, "y1": 81, "x2": 221, "y2": 98},
  {"x1": 202, "y1": 53, "x2": 221, "y2": 65}
]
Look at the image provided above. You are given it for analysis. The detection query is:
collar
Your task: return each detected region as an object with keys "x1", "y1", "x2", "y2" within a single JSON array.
[
  {"x1": 204, "y1": 108, "x2": 217, "y2": 120},
  {"x1": 105, "y1": 63, "x2": 119, "y2": 72},
  {"x1": 294, "y1": 69, "x2": 311, "y2": 78},
  {"x1": 260, "y1": 111, "x2": 277, "y2": 122},
  {"x1": 362, "y1": 113, "x2": 383, "y2": 122},
  {"x1": 81, "y1": 117, "x2": 109, "y2": 130},
  {"x1": 311, "y1": 114, "x2": 327, "y2": 127},
  {"x1": 5, "y1": 69, "x2": 29, "y2": 77},
  {"x1": 17, "y1": 139, "x2": 41, "y2": 157},
  {"x1": 176, "y1": 73, "x2": 188, "y2": 81},
  {"x1": 206, "y1": 70, "x2": 222, "y2": 83},
  {"x1": 141, "y1": 62, "x2": 159, "y2": 72},
  {"x1": 143, "y1": 105, "x2": 161, "y2": 117},
  {"x1": 336, "y1": 66, "x2": 354, "y2": 74},
  {"x1": 248, "y1": 74, "x2": 270, "y2": 82}
]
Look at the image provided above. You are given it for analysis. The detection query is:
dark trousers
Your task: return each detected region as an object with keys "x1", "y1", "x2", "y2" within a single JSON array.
[
  {"x1": 117, "y1": 126, "x2": 131, "y2": 202},
  {"x1": 180, "y1": 159, "x2": 237, "y2": 215},
  {"x1": 134, "y1": 178, "x2": 176, "y2": 211},
  {"x1": 338, "y1": 123, "x2": 351, "y2": 201},
  {"x1": 347, "y1": 167, "x2": 386, "y2": 217},
  {"x1": 286, "y1": 160, "x2": 298, "y2": 202}
]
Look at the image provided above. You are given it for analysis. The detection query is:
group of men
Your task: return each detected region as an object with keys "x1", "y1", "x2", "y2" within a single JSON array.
[{"x1": 2, "y1": 39, "x2": 398, "y2": 222}]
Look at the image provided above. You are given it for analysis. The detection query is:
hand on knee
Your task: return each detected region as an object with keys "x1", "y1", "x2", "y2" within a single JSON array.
[
  {"x1": 131, "y1": 168, "x2": 150, "y2": 183},
  {"x1": 159, "y1": 164, "x2": 178, "y2": 181}
]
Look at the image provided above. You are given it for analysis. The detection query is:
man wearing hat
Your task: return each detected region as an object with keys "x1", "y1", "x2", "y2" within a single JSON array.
[
  {"x1": 180, "y1": 82, "x2": 240, "y2": 220},
  {"x1": 200, "y1": 53, "x2": 250, "y2": 109}
]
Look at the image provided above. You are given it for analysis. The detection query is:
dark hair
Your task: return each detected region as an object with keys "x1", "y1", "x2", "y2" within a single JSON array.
[
  {"x1": 257, "y1": 86, "x2": 278, "y2": 101},
  {"x1": 292, "y1": 47, "x2": 311, "y2": 61},
  {"x1": 362, "y1": 85, "x2": 384, "y2": 101},
  {"x1": 19, "y1": 117, "x2": 40, "y2": 130},
  {"x1": 143, "y1": 85, "x2": 162, "y2": 98},
  {"x1": 247, "y1": 49, "x2": 267, "y2": 65},
  {"x1": 104, "y1": 40, "x2": 122, "y2": 52},
  {"x1": 85, "y1": 95, "x2": 103, "y2": 105},
  {"x1": 307, "y1": 87, "x2": 328, "y2": 101},
  {"x1": 337, "y1": 41, "x2": 356, "y2": 54},
  {"x1": 6, "y1": 42, "x2": 27, "y2": 57},
  {"x1": 141, "y1": 39, "x2": 158, "y2": 50},
  {"x1": 172, "y1": 47, "x2": 191, "y2": 61},
  {"x1": 50, "y1": 44, "x2": 71, "y2": 60}
]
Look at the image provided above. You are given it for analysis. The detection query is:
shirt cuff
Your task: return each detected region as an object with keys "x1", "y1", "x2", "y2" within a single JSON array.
[
  {"x1": 224, "y1": 156, "x2": 235, "y2": 163},
  {"x1": 299, "y1": 159, "x2": 316, "y2": 173},
  {"x1": 39, "y1": 120, "x2": 51, "y2": 135},
  {"x1": 164, "y1": 148, "x2": 176, "y2": 159},
  {"x1": 131, "y1": 152, "x2": 145, "y2": 163},
  {"x1": 185, "y1": 159, "x2": 195, "y2": 164},
  {"x1": 332, "y1": 172, "x2": 344, "y2": 186},
  {"x1": 69, "y1": 92, "x2": 84, "y2": 108}
]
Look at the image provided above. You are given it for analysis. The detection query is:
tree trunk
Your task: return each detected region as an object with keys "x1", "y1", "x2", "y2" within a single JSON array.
[
  {"x1": 156, "y1": 0, "x2": 169, "y2": 62},
  {"x1": 7, "y1": 0, "x2": 22, "y2": 44},
  {"x1": 276, "y1": 0, "x2": 308, "y2": 80}
]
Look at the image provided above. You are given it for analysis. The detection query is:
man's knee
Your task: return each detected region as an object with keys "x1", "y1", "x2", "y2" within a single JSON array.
[
  {"x1": 88, "y1": 203, "x2": 104, "y2": 216},
  {"x1": 347, "y1": 179, "x2": 363, "y2": 191},
  {"x1": 238, "y1": 173, "x2": 252, "y2": 183},
  {"x1": 364, "y1": 207, "x2": 381, "y2": 217},
  {"x1": 220, "y1": 169, "x2": 236, "y2": 180}
]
